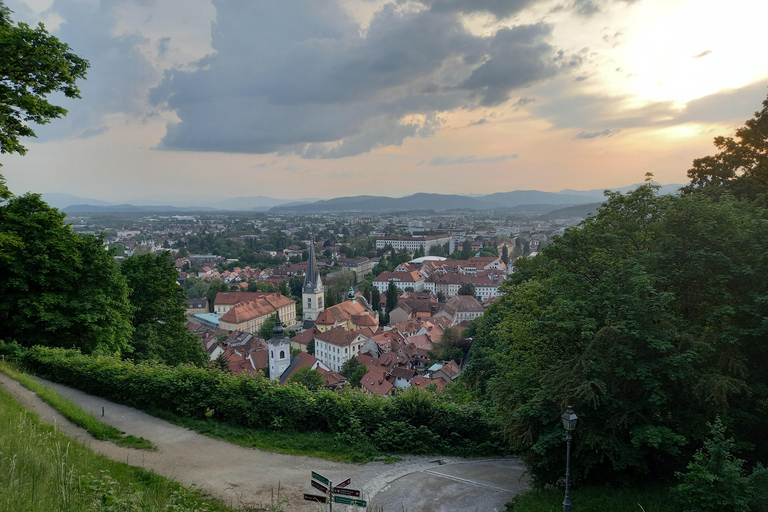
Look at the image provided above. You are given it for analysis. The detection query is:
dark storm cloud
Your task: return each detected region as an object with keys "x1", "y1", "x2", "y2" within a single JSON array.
[
  {"x1": 7, "y1": 0, "x2": 158, "y2": 140},
  {"x1": 151, "y1": 0, "x2": 571, "y2": 158}
]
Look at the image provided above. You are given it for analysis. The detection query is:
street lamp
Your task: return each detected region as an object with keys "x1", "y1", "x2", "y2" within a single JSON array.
[{"x1": 561, "y1": 406, "x2": 578, "y2": 512}]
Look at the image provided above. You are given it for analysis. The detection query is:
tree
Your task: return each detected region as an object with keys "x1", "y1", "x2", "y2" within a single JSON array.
[
  {"x1": 686, "y1": 90, "x2": 768, "y2": 199},
  {"x1": 259, "y1": 314, "x2": 277, "y2": 340},
  {"x1": 501, "y1": 245, "x2": 509, "y2": 265},
  {"x1": 371, "y1": 288, "x2": 381, "y2": 312},
  {"x1": 121, "y1": 252, "x2": 209, "y2": 367},
  {"x1": 385, "y1": 281, "x2": 399, "y2": 315},
  {"x1": 214, "y1": 352, "x2": 231, "y2": 373},
  {"x1": 0, "y1": 194, "x2": 132, "y2": 353},
  {"x1": 350, "y1": 365, "x2": 367, "y2": 388},
  {"x1": 457, "y1": 282, "x2": 475, "y2": 296},
  {"x1": 468, "y1": 182, "x2": 768, "y2": 486},
  {"x1": 674, "y1": 419, "x2": 755, "y2": 512},
  {"x1": 428, "y1": 326, "x2": 463, "y2": 364},
  {"x1": 0, "y1": 2, "x2": 89, "y2": 167},
  {"x1": 436, "y1": 291, "x2": 447, "y2": 303},
  {"x1": 288, "y1": 367, "x2": 324, "y2": 390},
  {"x1": 306, "y1": 338, "x2": 315, "y2": 356},
  {"x1": 206, "y1": 279, "x2": 229, "y2": 306},
  {"x1": 340, "y1": 357, "x2": 361, "y2": 378}
]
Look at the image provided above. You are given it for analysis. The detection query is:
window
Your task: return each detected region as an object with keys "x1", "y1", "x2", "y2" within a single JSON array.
[
  {"x1": 280, "y1": 350, "x2": 285, "y2": 359},
  {"x1": 307, "y1": 298, "x2": 312, "y2": 308}
]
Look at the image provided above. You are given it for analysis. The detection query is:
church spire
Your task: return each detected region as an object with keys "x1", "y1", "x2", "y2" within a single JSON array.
[{"x1": 303, "y1": 238, "x2": 322, "y2": 293}]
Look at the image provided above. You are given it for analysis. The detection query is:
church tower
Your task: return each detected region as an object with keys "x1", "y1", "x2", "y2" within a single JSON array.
[
  {"x1": 302, "y1": 239, "x2": 324, "y2": 328},
  {"x1": 268, "y1": 310, "x2": 291, "y2": 381}
]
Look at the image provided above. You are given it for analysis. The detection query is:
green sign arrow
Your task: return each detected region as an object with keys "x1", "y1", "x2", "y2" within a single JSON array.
[
  {"x1": 334, "y1": 495, "x2": 367, "y2": 507},
  {"x1": 311, "y1": 471, "x2": 330, "y2": 486}
]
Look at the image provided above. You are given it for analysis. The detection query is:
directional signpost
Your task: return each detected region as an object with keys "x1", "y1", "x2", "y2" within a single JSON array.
[{"x1": 305, "y1": 471, "x2": 367, "y2": 510}]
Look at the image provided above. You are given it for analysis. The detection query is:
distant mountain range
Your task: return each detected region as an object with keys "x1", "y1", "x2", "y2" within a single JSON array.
[{"x1": 50, "y1": 183, "x2": 684, "y2": 214}]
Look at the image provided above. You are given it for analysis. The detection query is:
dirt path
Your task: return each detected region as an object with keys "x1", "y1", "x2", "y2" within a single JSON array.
[{"x1": 0, "y1": 373, "x2": 527, "y2": 511}]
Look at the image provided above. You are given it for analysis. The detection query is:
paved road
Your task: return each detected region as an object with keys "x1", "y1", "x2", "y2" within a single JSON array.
[{"x1": 0, "y1": 372, "x2": 528, "y2": 511}]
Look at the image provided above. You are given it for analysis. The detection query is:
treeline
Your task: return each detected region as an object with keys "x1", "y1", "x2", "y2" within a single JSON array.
[
  {"x1": 463, "y1": 92, "x2": 768, "y2": 496},
  {"x1": 0, "y1": 195, "x2": 207, "y2": 367},
  {"x1": 17, "y1": 345, "x2": 502, "y2": 457}
]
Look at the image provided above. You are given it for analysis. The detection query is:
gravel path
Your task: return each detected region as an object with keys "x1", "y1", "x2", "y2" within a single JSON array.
[{"x1": 0, "y1": 372, "x2": 527, "y2": 511}]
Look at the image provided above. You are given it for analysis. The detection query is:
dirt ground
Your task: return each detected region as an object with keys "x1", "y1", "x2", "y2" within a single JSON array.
[{"x1": 0, "y1": 373, "x2": 528, "y2": 511}]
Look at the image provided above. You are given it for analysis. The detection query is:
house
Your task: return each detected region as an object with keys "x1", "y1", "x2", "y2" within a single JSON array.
[
  {"x1": 360, "y1": 371, "x2": 395, "y2": 396},
  {"x1": 372, "y1": 270, "x2": 426, "y2": 293},
  {"x1": 341, "y1": 257, "x2": 374, "y2": 284},
  {"x1": 411, "y1": 375, "x2": 449, "y2": 391},
  {"x1": 218, "y1": 293, "x2": 297, "y2": 334},
  {"x1": 434, "y1": 295, "x2": 485, "y2": 324},
  {"x1": 429, "y1": 360, "x2": 461, "y2": 382},
  {"x1": 185, "y1": 298, "x2": 209, "y2": 315},
  {"x1": 389, "y1": 366, "x2": 417, "y2": 389},
  {"x1": 314, "y1": 294, "x2": 378, "y2": 333},
  {"x1": 388, "y1": 292, "x2": 439, "y2": 324},
  {"x1": 313, "y1": 326, "x2": 369, "y2": 373}
]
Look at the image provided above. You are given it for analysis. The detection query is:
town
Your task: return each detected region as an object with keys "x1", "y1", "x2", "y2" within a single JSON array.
[{"x1": 64, "y1": 207, "x2": 587, "y2": 395}]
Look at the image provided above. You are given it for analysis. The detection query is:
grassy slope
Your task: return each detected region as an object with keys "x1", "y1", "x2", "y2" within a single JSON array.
[
  {"x1": 0, "y1": 362, "x2": 155, "y2": 450},
  {"x1": 0, "y1": 385, "x2": 253, "y2": 512}
]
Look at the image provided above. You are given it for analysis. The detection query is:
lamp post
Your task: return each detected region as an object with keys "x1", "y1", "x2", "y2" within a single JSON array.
[{"x1": 561, "y1": 405, "x2": 578, "y2": 512}]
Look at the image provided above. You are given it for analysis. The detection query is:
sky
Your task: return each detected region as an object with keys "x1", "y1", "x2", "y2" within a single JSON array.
[{"x1": 3, "y1": 0, "x2": 768, "y2": 202}]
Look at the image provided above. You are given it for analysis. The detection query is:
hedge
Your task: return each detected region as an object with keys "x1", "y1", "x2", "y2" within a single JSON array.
[{"x1": 19, "y1": 345, "x2": 503, "y2": 456}]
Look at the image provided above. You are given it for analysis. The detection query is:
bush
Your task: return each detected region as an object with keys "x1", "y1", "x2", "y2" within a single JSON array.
[
  {"x1": 674, "y1": 419, "x2": 755, "y2": 512},
  {"x1": 21, "y1": 346, "x2": 501, "y2": 457}
]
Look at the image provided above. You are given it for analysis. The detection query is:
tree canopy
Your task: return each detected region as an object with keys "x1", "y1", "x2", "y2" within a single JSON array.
[
  {"x1": 121, "y1": 252, "x2": 209, "y2": 367},
  {"x1": 0, "y1": 194, "x2": 132, "y2": 353},
  {"x1": 466, "y1": 174, "x2": 768, "y2": 486},
  {"x1": 0, "y1": 1, "x2": 88, "y2": 163}
]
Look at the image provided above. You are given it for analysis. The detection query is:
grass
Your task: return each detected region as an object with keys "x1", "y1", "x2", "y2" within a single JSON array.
[
  {"x1": 147, "y1": 408, "x2": 397, "y2": 464},
  {"x1": 509, "y1": 485, "x2": 677, "y2": 512},
  {"x1": 0, "y1": 361, "x2": 156, "y2": 450},
  {"x1": 0, "y1": 385, "x2": 265, "y2": 512}
]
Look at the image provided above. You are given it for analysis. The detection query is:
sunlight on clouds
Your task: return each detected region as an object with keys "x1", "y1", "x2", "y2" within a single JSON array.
[{"x1": 622, "y1": 0, "x2": 768, "y2": 106}]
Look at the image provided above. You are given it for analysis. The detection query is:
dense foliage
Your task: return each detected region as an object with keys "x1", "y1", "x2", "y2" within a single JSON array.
[
  {"x1": 466, "y1": 182, "x2": 768, "y2": 486},
  {"x1": 21, "y1": 345, "x2": 502, "y2": 457},
  {"x1": 0, "y1": 194, "x2": 133, "y2": 354},
  {"x1": 121, "y1": 252, "x2": 209, "y2": 367}
]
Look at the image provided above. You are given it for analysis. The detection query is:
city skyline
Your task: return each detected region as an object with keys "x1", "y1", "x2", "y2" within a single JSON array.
[{"x1": 3, "y1": 0, "x2": 767, "y2": 201}]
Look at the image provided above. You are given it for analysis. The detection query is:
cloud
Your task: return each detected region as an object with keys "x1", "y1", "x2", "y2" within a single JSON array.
[
  {"x1": 533, "y1": 77, "x2": 768, "y2": 136},
  {"x1": 469, "y1": 118, "x2": 488, "y2": 126},
  {"x1": 151, "y1": 1, "x2": 570, "y2": 158},
  {"x1": 428, "y1": 154, "x2": 518, "y2": 165},
  {"x1": 17, "y1": 0, "x2": 159, "y2": 141},
  {"x1": 693, "y1": 49, "x2": 712, "y2": 59},
  {"x1": 574, "y1": 128, "x2": 620, "y2": 139},
  {"x1": 573, "y1": 0, "x2": 600, "y2": 16}
]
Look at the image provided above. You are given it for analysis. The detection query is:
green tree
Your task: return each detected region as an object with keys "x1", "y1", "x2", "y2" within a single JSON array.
[
  {"x1": 340, "y1": 357, "x2": 361, "y2": 378},
  {"x1": 686, "y1": 90, "x2": 768, "y2": 200},
  {"x1": 121, "y1": 252, "x2": 209, "y2": 367},
  {"x1": 428, "y1": 326, "x2": 463, "y2": 363},
  {"x1": 0, "y1": 194, "x2": 132, "y2": 354},
  {"x1": 385, "y1": 281, "x2": 399, "y2": 315},
  {"x1": 214, "y1": 351, "x2": 230, "y2": 373},
  {"x1": 0, "y1": 1, "x2": 89, "y2": 166},
  {"x1": 259, "y1": 314, "x2": 277, "y2": 340},
  {"x1": 674, "y1": 419, "x2": 755, "y2": 512},
  {"x1": 469, "y1": 182, "x2": 768, "y2": 486},
  {"x1": 436, "y1": 291, "x2": 447, "y2": 303},
  {"x1": 501, "y1": 245, "x2": 509, "y2": 265},
  {"x1": 457, "y1": 282, "x2": 475, "y2": 296},
  {"x1": 306, "y1": 338, "x2": 315, "y2": 356},
  {"x1": 206, "y1": 278, "x2": 229, "y2": 306},
  {"x1": 350, "y1": 365, "x2": 367, "y2": 388},
  {"x1": 288, "y1": 366, "x2": 324, "y2": 390}
]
